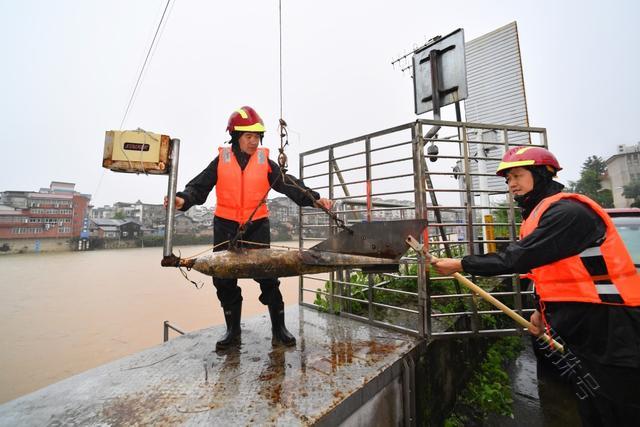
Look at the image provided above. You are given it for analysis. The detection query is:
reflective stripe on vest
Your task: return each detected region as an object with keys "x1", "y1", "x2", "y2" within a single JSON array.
[
  {"x1": 578, "y1": 245, "x2": 625, "y2": 304},
  {"x1": 215, "y1": 147, "x2": 271, "y2": 224},
  {"x1": 520, "y1": 192, "x2": 640, "y2": 306}
]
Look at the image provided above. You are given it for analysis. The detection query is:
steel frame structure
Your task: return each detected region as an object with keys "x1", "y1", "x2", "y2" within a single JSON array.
[{"x1": 298, "y1": 118, "x2": 548, "y2": 340}]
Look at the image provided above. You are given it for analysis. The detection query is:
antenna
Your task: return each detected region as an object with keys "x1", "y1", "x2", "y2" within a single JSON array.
[{"x1": 391, "y1": 35, "x2": 443, "y2": 77}]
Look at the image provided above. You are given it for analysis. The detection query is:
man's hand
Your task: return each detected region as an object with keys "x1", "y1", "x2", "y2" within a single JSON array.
[
  {"x1": 528, "y1": 309, "x2": 543, "y2": 336},
  {"x1": 163, "y1": 196, "x2": 185, "y2": 210},
  {"x1": 315, "y1": 198, "x2": 333, "y2": 211},
  {"x1": 431, "y1": 258, "x2": 463, "y2": 275}
]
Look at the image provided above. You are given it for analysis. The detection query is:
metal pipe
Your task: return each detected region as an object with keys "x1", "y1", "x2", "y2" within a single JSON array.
[
  {"x1": 310, "y1": 173, "x2": 417, "y2": 190},
  {"x1": 430, "y1": 291, "x2": 534, "y2": 299},
  {"x1": 500, "y1": 129, "x2": 525, "y2": 325},
  {"x1": 431, "y1": 329, "x2": 523, "y2": 338},
  {"x1": 328, "y1": 147, "x2": 336, "y2": 314},
  {"x1": 300, "y1": 190, "x2": 414, "y2": 203},
  {"x1": 330, "y1": 206, "x2": 348, "y2": 306},
  {"x1": 163, "y1": 320, "x2": 185, "y2": 343},
  {"x1": 339, "y1": 311, "x2": 422, "y2": 337},
  {"x1": 402, "y1": 356, "x2": 415, "y2": 427},
  {"x1": 163, "y1": 138, "x2": 180, "y2": 258},
  {"x1": 429, "y1": 49, "x2": 441, "y2": 120},
  {"x1": 412, "y1": 122, "x2": 428, "y2": 338},
  {"x1": 459, "y1": 126, "x2": 482, "y2": 332},
  {"x1": 416, "y1": 118, "x2": 547, "y2": 133},
  {"x1": 422, "y1": 49, "x2": 444, "y2": 141},
  {"x1": 300, "y1": 123, "x2": 415, "y2": 155},
  {"x1": 298, "y1": 152, "x2": 305, "y2": 305},
  {"x1": 297, "y1": 115, "x2": 546, "y2": 156},
  {"x1": 365, "y1": 138, "x2": 372, "y2": 222}
]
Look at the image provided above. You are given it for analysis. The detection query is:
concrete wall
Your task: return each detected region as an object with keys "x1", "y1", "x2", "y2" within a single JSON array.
[
  {"x1": 416, "y1": 336, "x2": 490, "y2": 426},
  {"x1": 0, "y1": 238, "x2": 73, "y2": 255},
  {"x1": 0, "y1": 237, "x2": 136, "y2": 254},
  {"x1": 100, "y1": 239, "x2": 139, "y2": 250},
  {"x1": 339, "y1": 376, "x2": 404, "y2": 427}
]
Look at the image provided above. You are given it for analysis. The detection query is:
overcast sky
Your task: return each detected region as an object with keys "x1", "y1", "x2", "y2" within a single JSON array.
[{"x1": 1, "y1": 0, "x2": 638, "y2": 207}]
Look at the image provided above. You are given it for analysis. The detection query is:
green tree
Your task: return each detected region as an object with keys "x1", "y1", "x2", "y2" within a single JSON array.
[
  {"x1": 567, "y1": 156, "x2": 613, "y2": 208},
  {"x1": 113, "y1": 211, "x2": 126, "y2": 220},
  {"x1": 622, "y1": 180, "x2": 640, "y2": 208}
]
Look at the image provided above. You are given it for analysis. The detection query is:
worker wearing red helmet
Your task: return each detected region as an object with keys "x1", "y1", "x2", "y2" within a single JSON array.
[
  {"x1": 433, "y1": 146, "x2": 640, "y2": 425},
  {"x1": 166, "y1": 106, "x2": 332, "y2": 350}
]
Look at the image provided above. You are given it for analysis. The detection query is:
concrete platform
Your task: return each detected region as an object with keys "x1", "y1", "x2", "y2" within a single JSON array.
[{"x1": 0, "y1": 305, "x2": 421, "y2": 426}]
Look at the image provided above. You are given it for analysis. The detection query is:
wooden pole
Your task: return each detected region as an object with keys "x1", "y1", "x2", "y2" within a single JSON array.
[{"x1": 406, "y1": 236, "x2": 564, "y2": 353}]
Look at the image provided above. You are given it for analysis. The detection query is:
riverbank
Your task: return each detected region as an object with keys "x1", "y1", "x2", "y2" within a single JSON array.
[
  {"x1": 0, "y1": 237, "x2": 72, "y2": 255},
  {"x1": 0, "y1": 234, "x2": 302, "y2": 255}
]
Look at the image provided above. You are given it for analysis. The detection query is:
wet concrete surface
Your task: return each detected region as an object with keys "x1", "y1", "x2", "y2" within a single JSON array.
[
  {"x1": 488, "y1": 337, "x2": 582, "y2": 427},
  {"x1": 0, "y1": 305, "x2": 419, "y2": 426}
]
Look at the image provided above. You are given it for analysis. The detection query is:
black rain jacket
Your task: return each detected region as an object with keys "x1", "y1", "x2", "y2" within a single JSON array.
[
  {"x1": 177, "y1": 144, "x2": 320, "y2": 213},
  {"x1": 462, "y1": 181, "x2": 640, "y2": 368}
]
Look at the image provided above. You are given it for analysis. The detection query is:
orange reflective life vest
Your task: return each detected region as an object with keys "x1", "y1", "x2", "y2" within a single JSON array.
[
  {"x1": 215, "y1": 147, "x2": 271, "y2": 224},
  {"x1": 520, "y1": 193, "x2": 640, "y2": 306}
]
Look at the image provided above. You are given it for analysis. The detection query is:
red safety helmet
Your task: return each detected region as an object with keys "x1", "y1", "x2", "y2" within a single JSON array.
[
  {"x1": 226, "y1": 106, "x2": 266, "y2": 133},
  {"x1": 496, "y1": 146, "x2": 562, "y2": 176}
]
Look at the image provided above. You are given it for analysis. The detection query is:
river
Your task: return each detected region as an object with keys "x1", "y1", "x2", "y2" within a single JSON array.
[{"x1": 0, "y1": 243, "x2": 318, "y2": 404}]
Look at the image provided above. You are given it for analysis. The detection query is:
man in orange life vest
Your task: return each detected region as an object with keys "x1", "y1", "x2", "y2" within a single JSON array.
[
  {"x1": 166, "y1": 106, "x2": 332, "y2": 350},
  {"x1": 433, "y1": 146, "x2": 640, "y2": 425}
]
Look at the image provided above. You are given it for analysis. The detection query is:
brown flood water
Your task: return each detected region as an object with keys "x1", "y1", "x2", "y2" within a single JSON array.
[{"x1": 0, "y1": 243, "x2": 321, "y2": 404}]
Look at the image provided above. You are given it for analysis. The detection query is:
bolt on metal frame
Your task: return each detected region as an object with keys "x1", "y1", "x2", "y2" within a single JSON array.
[{"x1": 298, "y1": 118, "x2": 548, "y2": 339}]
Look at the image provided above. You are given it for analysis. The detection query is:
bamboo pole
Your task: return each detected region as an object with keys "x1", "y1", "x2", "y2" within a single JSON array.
[{"x1": 406, "y1": 236, "x2": 564, "y2": 353}]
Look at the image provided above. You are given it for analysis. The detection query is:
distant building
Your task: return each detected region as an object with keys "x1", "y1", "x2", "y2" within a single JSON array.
[
  {"x1": 174, "y1": 213, "x2": 199, "y2": 234},
  {"x1": 113, "y1": 202, "x2": 141, "y2": 220},
  {"x1": 336, "y1": 198, "x2": 416, "y2": 223},
  {"x1": 89, "y1": 205, "x2": 117, "y2": 220},
  {"x1": 185, "y1": 205, "x2": 214, "y2": 226},
  {"x1": 0, "y1": 181, "x2": 90, "y2": 240},
  {"x1": 90, "y1": 200, "x2": 167, "y2": 229},
  {"x1": 602, "y1": 142, "x2": 640, "y2": 208},
  {"x1": 90, "y1": 219, "x2": 142, "y2": 239},
  {"x1": 115, "y1": 201, "x2": 167, "y2": 228},
  {"x1": 268, "y1": 197, "x2": 299, "y2": 224},
  {"x1": 90, "y1": 219, "x2": 120, "y2": 239}
]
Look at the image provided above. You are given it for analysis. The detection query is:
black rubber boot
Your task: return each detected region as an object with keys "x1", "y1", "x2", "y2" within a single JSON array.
[
  {"x1": 268, "y1": 304, "x2": 296, "y2": 347},
  {"x1": 215, "y1": 301, "x2": 242, "y2": 350}
]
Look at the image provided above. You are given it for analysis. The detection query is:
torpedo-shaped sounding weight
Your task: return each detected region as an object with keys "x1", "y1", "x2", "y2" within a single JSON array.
[
  {"x1": 168, "y1": 219, "x2": 429, "y2": 278},
  {"x1": 179, "y1": 248, "x2": 401, "y2": 279}
]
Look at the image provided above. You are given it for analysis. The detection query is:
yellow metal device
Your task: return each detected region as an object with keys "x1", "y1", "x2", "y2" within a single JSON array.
[
  {"x1": 484, "y1": 214, "x2": 496, "y2": 253},
  {"x1": 102, "y1": 129, "x2": 171, "y2": 175}
]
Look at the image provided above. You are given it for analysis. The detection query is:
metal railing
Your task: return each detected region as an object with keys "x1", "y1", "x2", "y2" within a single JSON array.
[
  {"x1": 163, "y1": 320, "x2": 185, "y2": 343},
  {"x1": 298, "y1": 118, "x2": 547, "y2": 339}
]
